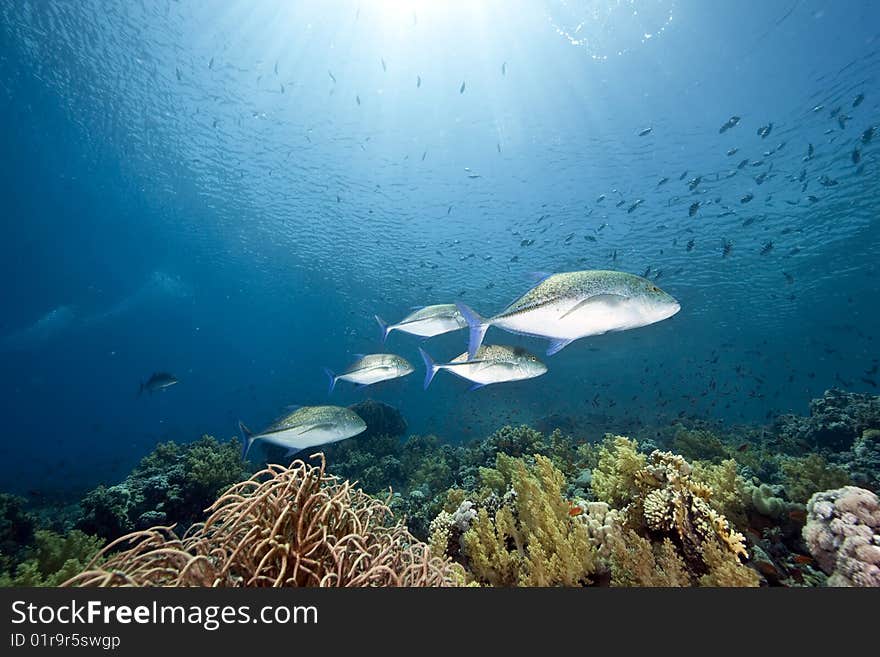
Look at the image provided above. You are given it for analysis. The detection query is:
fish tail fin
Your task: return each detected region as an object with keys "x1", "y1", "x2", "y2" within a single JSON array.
[
  {"x1": 238, "y1": 420, "x2": 256, "y2": 460},
  {"x1": 323, "y1": 367, "x2": 337, "y2": 395},
  {"x1": 374, "y1": 315, "x2": 391, "y2": 343},
  {"x1": 456, "y1": 302, "x2": 488, "y2": 360},
  {"x1": 419, "y1": 347, "x2": 439, "y2": 390}
]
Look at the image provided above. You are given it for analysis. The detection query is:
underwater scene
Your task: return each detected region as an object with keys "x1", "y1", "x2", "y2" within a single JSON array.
[{"x1": 1, "y1": 1, "x2": 879, "y2": 587}]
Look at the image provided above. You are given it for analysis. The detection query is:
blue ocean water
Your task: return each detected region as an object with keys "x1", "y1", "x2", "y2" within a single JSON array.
[{"x1": 0, "y1": 0, "x2": 877, "y2": 496}]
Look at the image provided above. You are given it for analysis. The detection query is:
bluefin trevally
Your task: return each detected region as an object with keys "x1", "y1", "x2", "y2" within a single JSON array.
[
  {"x1": 419, "y1": 345, "x2": 546, "y2": 391},
  {"x1": 324, "y1": 354, "x2": 413, "y2": 393},
  {"x1": 238, "y1": 405, "x2": 366, "y2": 459},
  {"x1": 138, "y1": 372, "x2": 178, "y2": 396},
  {"x1": 456, "y1": 270, "x2": 680, "y2": 358},
  {"x1": 374, "y1": 304, "x2": 466, "y2": 342}
]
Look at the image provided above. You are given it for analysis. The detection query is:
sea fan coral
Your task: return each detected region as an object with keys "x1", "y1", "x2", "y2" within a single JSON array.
[{"x1": 64, "y1": 456, "x2": 462, "y2": 587}]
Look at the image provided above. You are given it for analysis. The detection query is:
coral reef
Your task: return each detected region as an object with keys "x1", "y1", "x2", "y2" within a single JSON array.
[
  {"x1": 780, "y1": 454, "x2": 851, "y2": 504},
  {"x1": 774, "y1": 388, "x2": 880, "y2": 451},
  {"x1": 454, "y1": 455, "x2": 597, "y2": 586},
  {"x1": 0, "y1": 494, "x2": 35, "y2": 573},
  {"x1": 803, "y1": 486, "x2": 880, "y2": 587},
  {"x1": 348, "y1": 399, "x2": 407, "y2": 439},
  {"x1": 65, "y1": 456, "x2": 462, "y2": 587},
  {"x1": 848, "y1": 429, "x2": 880, "y2": 493},
  {"x1": 0, "y1": 530, "x2": 104, "y2": 587},
  {"x1": 76, "y1": 435, "x2": 252, "y2": 541}
]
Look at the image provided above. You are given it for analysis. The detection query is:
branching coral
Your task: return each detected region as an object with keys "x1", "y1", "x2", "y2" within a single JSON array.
[
  {"x1": 1, "y1": 530, "x2": 104, "y2": 587},
  {"x1": 591, "y1": 435, "x2": 646, "y2": 508},
  {"x1": 781, "y1": 454, "x2": 851, "y2": 504},
  {"x1": 64, "y1": 456, "x2": 462, "y2": 588}
]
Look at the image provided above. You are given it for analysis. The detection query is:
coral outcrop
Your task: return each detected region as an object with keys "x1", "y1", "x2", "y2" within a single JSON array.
[
  {"x1": 75, "y1": 435, "x2": 252, "y2": 541},
  {"x1": 803, "y1": 486, "x2": 880, "y2": 587},
  {"x1": 773, "y1": 388, "x2": 880, "y2": 450}
]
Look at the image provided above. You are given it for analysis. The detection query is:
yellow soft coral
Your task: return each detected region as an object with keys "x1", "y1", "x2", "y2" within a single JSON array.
[
  {"x1": 461, "y1": 455, "x2": 596, "y2": 587},
  {"x1": 591, "y1": 435, "x2": 646, "y2": 508}
]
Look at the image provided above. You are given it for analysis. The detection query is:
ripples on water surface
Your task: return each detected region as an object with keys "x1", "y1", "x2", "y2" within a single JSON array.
[{"x1": 0, "y1": 0, "x2": 878, "y2": 492}]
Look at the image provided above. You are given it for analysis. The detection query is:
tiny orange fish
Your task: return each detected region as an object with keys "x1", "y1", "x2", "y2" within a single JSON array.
[
  {"x1": 792, "y1": 554, "x2": 813, "y2": 565},
  {"x1": 789, "y1": 509, "x2": 807, "y2": 523},
  {"x1": 568, "y1": 505, "x2": 583, "y2": 517}
]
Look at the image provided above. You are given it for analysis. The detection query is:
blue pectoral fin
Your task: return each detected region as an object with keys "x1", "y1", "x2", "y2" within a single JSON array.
[
  {"x1": 456, "y1": 302, "x2": 489, "y2": 360},
  {"x1": 546, "y1": 338, "x2": 574, "y2": 356}
]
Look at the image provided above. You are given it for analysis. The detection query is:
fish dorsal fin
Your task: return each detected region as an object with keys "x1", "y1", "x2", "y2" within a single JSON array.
[{"x1": 559, "y1": 293, "x2": 628, "y2": 319}]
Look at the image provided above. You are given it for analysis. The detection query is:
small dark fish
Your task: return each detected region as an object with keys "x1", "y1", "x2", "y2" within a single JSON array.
[
  {"x1": 757, "y1": 123, "x2": 773, "y2": 138},
  {"x1": 596, "y1": 194, "x2": 606, "y2": 203},
  {"x1": 381, "y1": 58, "x2": 387, "y2": 72},
  {"x1": 811, "y1": 104, "x2": 824, "y2": 113},
  {"x1": 460, "y1": 80, "x2": 466, "y2": 94},
  {"x1": 208, "y1": 56, "x2": 214, "y2": 70},
  {"x1": 657, "y1": 177, "x2": 669, "y2": 186},
  {"x1": 642, "y1": 266, "x2": 652, "y2": 278},
  {"x1": 328, "y1": 70, "x2": 337, "y2": 83},
  {"x1": 742, "y1": 216, "x2": 755, "y2": 227},
  {"x1": 755, "y1": 172, "x2": 767, "y2": 185},
  {"x1": 627, "y1": 199, "x2": 644, "y2": 213},
  {"x1": 830, "y1": 106, "x2": 841, "y2": 118},
  {"x1": 783, "y1": 272, "x2": 794, "y2": 284},
  {"x1": 861, "y1": 126, "x2": 874, "y2": 144},
  {"x1": 686, "y1": 239, "x2": 694, "y2": 252},
  {"x1": 722, "y1": 240, "x2": 733, "y2": 257},
  {"x1": 615, "y1": 199, "x2": 626, "y2": 208},
  {"x1": 274, "y1": 60, "x2": 278, "y2": 75},
  {"x1": 679, "y1": 170, "x2": 688, "y2": 180},
  {"x1": 638, "y1": 127, "x2": 653, "y2": 137},
  {"x1": 760, "y1": 241, "x2": 773, "y2": 255},
  {"x1": 520, "y1": 239, "x2": 534, "y2": 247},
  {"x1": 750, "y1": 159, "x2": 764, "y2": 167},
  {"x1": 799, "y1": 169, "x2": 806, "y2": 182},
  {"x1": 688, "y1": 176, "x2": 702, "y2": 191},
  {"x1": 584, "y1": 235, "x2": 597, "y2": 242},
  {"x1": 422, "y1": 150, "x2": 427, "y2": 161},
  {"x1": 719, "y1": 115, "x2": 741, "y2": 133},
  {"x1": 740, "y1": 193, "x2": 754, "y2": 204},
  {"x1": 807, "y1": 195, "x2": 819, "y2": 203},
  {"x1": 509, "y1": 255, "x2": 519, "y2": 262},
  {"x1": 819, "y1": 175, "x2": 838, "y2": 187},
  {"x1": 356, "y1": 95, "x2": 361, "y2": 105},
  {"x1": 175, "y1": 67, "x2": 182, "y2": 81},
  {"x1": 853, "y1": 93, "x2": 864, "y2": 107},
  {"x1": 564, "y1": 233, "x2": 575, "y2": 243},
  {"x1": 737, "y1": 158, "x2": 749, "y2": 169},
  {"x1": 139, "y1": 372, "x2": 178, "y2": 396},
  {"x1": 688, "y1": 201, "x2": 700, "y2": 217},
  {"x1": 502, "y1": 62, "x2": 507, "y2": 76},
  {"x1": 726, "y1": 147, "x2": 739, "y2": 156},
  {"x1": 417, "y1": 75, "x2": 421, "y2": 88},
  {"x1": 838, "y1": 114, "x2": 849, "y2": 130},
  {"x1": 852, "y1": 147, "x2": 861, "y2": 164},
  {"x1": 806, "y1": 143, "x2": 814, "y2": 159}
]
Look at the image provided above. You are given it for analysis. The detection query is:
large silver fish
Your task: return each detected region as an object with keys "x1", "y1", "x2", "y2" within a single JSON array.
[
  {"x1": 325, "y1": 353, "x2": 413, "y2": 393},
  {"x1": 239, "y1": 405, "x2": 366, "y2": 459},
  {"x1": 374, "y1": 304, "x2": 467, "y2": 342},
  {"x1": 457, "y1": 270, "x2": 680, "y2": 358},
  {"x1": 419, "y1": 345, "x2": 547, "y2": 391}
]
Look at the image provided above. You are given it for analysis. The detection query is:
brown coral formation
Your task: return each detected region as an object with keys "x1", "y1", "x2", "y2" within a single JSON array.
[{"x1": 63, "y1": 456, "x2": 462, "y2": 588}]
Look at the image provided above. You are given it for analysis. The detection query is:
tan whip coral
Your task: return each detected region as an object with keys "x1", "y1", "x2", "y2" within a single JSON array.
[{"x1": 63, "y1": 456, "x2": 462, "y2": 588}]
